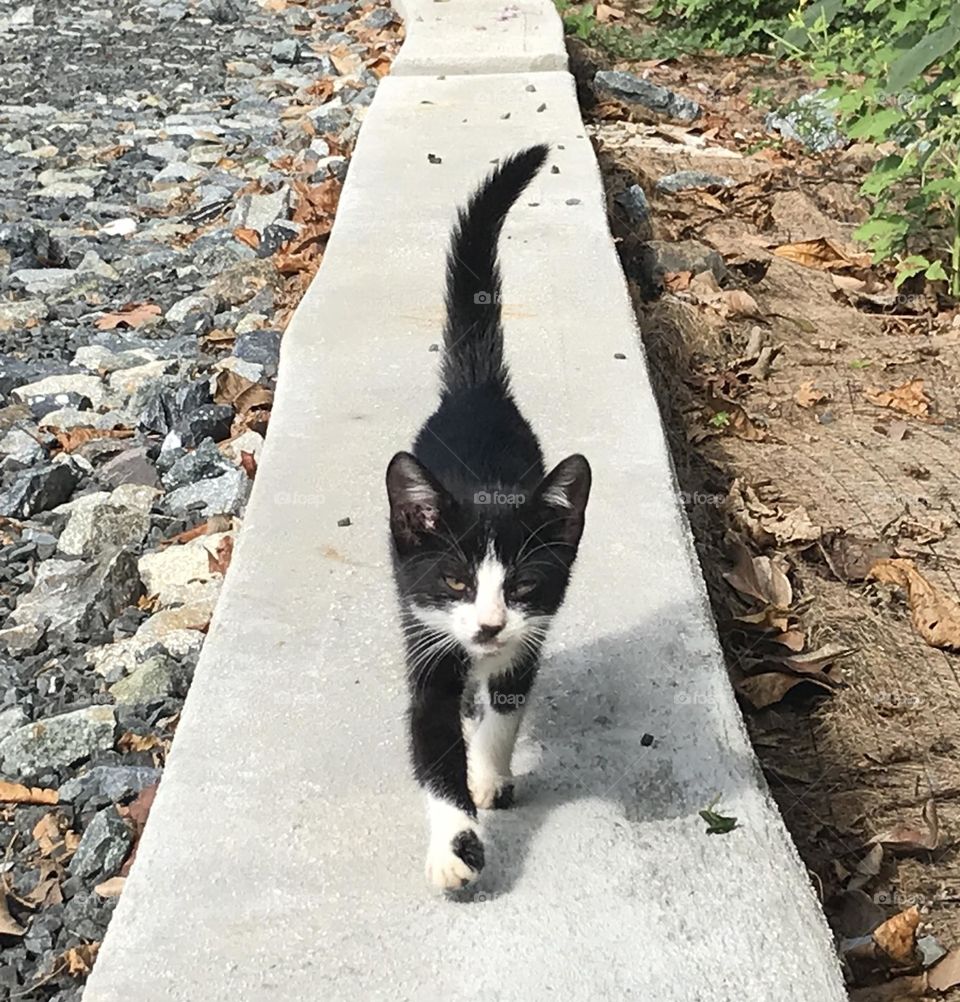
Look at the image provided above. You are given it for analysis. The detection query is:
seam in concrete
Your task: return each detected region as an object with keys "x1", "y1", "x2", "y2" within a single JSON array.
[{"x1": 83, "y1": 5, "x2": 847, "y2": 1002}]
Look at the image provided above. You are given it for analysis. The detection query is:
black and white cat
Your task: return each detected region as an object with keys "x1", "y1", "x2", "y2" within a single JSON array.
[{"x1": 386, "y1": 145, "x2": 591, "y2": 891}]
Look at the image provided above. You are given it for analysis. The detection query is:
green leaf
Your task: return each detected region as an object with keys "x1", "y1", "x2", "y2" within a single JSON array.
[
  {"x1": 894, "y1": 256, "x2": 930, "y2": 287},
  {"x1": 886, "y1": 22, "x2": 960, "y2": 93},
  {"x1": 925, "y1": 260, "x2": 949, "y2": 281},
  {"x1": 846, "y1": 107, "x2": 905, "y2": 140},
  {"x1": 699, "y1": 797, "x2": 739, "y2": 836}
]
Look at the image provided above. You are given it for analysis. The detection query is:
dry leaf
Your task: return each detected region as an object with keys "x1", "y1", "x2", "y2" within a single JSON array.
[
  {"x1": 719, "y1": 288, "x2": 762, "y2": 318},
  {"x1": 773, "y1": 237, "x2": 871, "y2": 271},
  {"x1": 207, "y1": 535, "x2": 234, "y2": 577},
  {"x1": 95, "y1": 302, "x2": 161, "y2": 330},
  {"x1": 870, "y1": 799, "x2": 939, "y2": 853},
  {"x1": 33, "y1": 813, "x2": 61, "y2": 857},
  {"x1": 873, "y1": 905, "x2": 921, "y2": 968},
  {"x1": 48, "y1": 426, "x2": 135, "y2": 453},
  {"x1": 117, "y1": 731, "x2": 162, "y2": 753},
  {"x1": 776, "y1": 643, "x2": 853, "y2": 677},
  {"x1": 736, "y1": 671, "x2": 832, "y2": 708},
  {"x1": 868, "y1": 558, "x2": 960, "y2": 651},
  {"x1": 724, "y1": 544, "x2": 793, "y2": 608},
  {"x1": 213, "y1": 368, "x2": 258, "y2": 407},
  {"x1": 865, "y1": 379, "x2": 932, "y2": 420},
  {"x1": 63, "y1": 942, "x2": 100, "y2": 976},
  {"x1": 21, "y1": 860, "x2": 63, "y2": 909},
  {"x1": 239, "y1": 450, "x2": 258, "y2": 479},
  {"x1": 0, "y1": 781, "x2": 58, "y2": 805},
  {"x1": 929, "y1": 948, "x2": 960, "y2": 991},
  {"x1": 0, "y1": 896, "x2": 25, "y2": 937},
  {"x1": 595, "y1": 2, "x2": 624, "y2": 21},
  {"x1": 663, "y1": 270, "x2": 692, "y2": 291},
  {"x1": 795, "y1": 381, "x2": 828, "y2": 408},
  {"x1": 233, "y1": 227, "x2": 260, "y2": 249},
  {"x1": 94, "y1": 876, "x2": 126, "y2": 898}
]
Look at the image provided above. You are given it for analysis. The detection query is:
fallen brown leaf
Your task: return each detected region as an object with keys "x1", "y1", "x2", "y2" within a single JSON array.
[
  {"x1": 724, "y1": 544, "x2": 793, "y2": 609},
  {"x1": 0, "y1": 895, "x2": 25, "y2": 937},
  {"x1": 868, "y1": 558, "x2": 960, "y2": 651},
  {"x1": 0, "y1": 781, "x2": 58, "y2": 805},
  {"x1": 795, "y1": 380, "x2": 828, "y2": 409},
  {"x1": 117, "y1": 731, "x2": 162, "y2": 754},
  {"x1": 63, "y1": 942, "x2": 100, "y2": 976},
  {"x1": 870, "y1": 799, "x2": 939, "y2": 853},
  {"x1": 233, "y1": 227, "x2": 260, "y2": 250},
  {"x1": 929, "y1": 947, "x2": 960, "y2": 991},
  {"x1": 873, "y1": 905, "x2": 922, "y2": 968},
  {"x1": 865, "y1": 379, "x2": 932, "y2": 420},
  {"x1": 207, "y1": 535, "x2": 234, "y2": 577},
  {"x1": 663, "y1": 270, "x2": 692, "y2": 292},
  {"x1": 736, "y1": 671, "x2": 832, "y2": 709},
  {"x1": 94, "y1": 876, "x2": 126, "y2": 898},
  {"x1": 719, "y1": 288, "x2": 762, "y2": 318},
  {"x1": 595, "y1": 2, "x2": 624, "y2": 21},
  {"x1": 213, "y1": 368, "x2": 257, "y2": 407},
  {"x1": 48, "y1": 426, "x2": 135, "y2": 453},
  {"x1": 239, "y1": 450, "x2": 258, "y2": 479},
  {"x1": 95, "y1": 302, "x2": 161, "y2": 331},
  {"x1": 773, "y1": 237, "x2": 871, "y2": 272}
]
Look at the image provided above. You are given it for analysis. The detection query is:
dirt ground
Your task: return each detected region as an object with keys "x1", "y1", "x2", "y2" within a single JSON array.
[{"x1": 572, "y1": 27, "x2": 960, "y2": 1000}]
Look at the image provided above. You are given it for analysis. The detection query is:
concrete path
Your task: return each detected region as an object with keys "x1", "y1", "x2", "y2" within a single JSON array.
[{"x1": 84, "y1": 3, "x2": 846, "y2": 1001}]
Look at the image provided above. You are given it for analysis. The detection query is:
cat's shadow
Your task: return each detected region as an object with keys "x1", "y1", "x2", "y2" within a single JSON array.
[{"x1": 450, "y1": 613, "x2": 764, "y2": 900}]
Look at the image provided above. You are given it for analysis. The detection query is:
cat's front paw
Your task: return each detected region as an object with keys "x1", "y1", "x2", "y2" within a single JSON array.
[
  {"x1": 469, "y1": 771, "x2": 515, "y2": 810},
  {"x1": 425, "y1": 828, "x2": 485, "y2": 891}
]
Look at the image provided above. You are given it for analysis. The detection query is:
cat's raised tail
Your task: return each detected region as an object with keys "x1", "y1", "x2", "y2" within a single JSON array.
[{"x1": 440, "y1": 143, "x2": 549, "y2": 394}]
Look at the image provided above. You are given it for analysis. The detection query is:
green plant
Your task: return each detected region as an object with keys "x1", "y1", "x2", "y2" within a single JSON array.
[
  {"x1": 647, "y1": 0, "x2": 795, "y2": 55},
  {"x1": 554, "y1": 1, "x2": 653, "y2": 58},
  {"x1": 783, "y1": 0, "x2": 960, "y2": 295}
]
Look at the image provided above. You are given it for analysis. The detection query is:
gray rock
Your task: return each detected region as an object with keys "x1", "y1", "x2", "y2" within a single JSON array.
[
  {"x1": 614, "y1": 184, "x2": 650, "y2": 226},
  {"x1": 0, "y1": 706, "x2": 115, "y2": 779},
  {"x1": 365, "y1": 7, "x2": 397, "y2": 28},
  {"x1": 57, "y1": 484, "x2": 157, "y2": 557},
  {"x1": 152, "y1": 162, "x2": 207, "y2": 187},
  {"x1": 271, "y1": 38, "x2": 300, "y2": 64},
  {"x1": 12, "y1": 373, "x2": 109, "y2": 409},
  {"x1": 96, "y1": 448, "x2": 161, "y2": 489},
  {"x1": 162, "y1": 438, "x2": 232, "y2": 490},
  {"x1": 307, "y1": 104, "x2": 352, "y2": 134},
  {"x1": 234, "y1": 328, "x2": 280, "y2": 375},
  {"x1": 765, "y1": 90, "x2": 844, "y2": 153},
  {"x1": 0, "y1": 462, "x2": 78, "y2": 518},
  {"x1": 11, "y1": 549, "x2": 141, "y2": 635},
  {"x1": 165, "y1": 292, "x2": 217, "y2": 326},
  {"x1": 0, "y1": 425, "x2": 45, "y2": 472},
  {"x1": 109, "y1": 653, "x2": 184, "y2": 705},
  {"x1": 176, "y1": 403, "x2": 233, "y2": 447},
  {"x1": 58, "y1": 764, "x2": 161, "y2": 805},
  {"x1": 8, "y1": 268, "x2": 78, "y2": 296},
  {"x1": 162, "y1": 466, "x2": 250, "y2": 517},
  {"x1": 645, "y1": 239, "x2": 728, "y2": 283},
  {"x1": 229, "y1": 187, "x2": 290, "y2": 235},
  {"x1": 655, "y1": 170, "x2": 737, "y2": 194},
  {"x1": 0, "y1": 298, "x2": 47, "y2": 330},
  {"x1": 0, "y1": 622, "x2": 44, "y2": 656},
  {"x1": 69, "y1": 807, "x2": 132, "y2": 880},
  {"x1": 0, "y1": 706, "x2": 27, "y2": 744},
  {"x1": 594, "y1": 70, "x2": 701, "y2": 122}
]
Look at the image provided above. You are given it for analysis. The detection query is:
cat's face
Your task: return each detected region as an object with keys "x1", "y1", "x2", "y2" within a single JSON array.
[{"x1": 386, "y1": 452, "x2": 591, "y2": 663}]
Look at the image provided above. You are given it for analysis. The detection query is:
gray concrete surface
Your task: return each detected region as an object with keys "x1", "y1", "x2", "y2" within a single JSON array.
[
  {"x1": 83, "y1": 9, "x2": 847, "y2": 1002},
  {"x1": 392, "y1": 0, "x2": 566, "y2": 76}
]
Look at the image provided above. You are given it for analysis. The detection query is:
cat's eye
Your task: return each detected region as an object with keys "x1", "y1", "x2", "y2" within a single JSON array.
[
  {"x1": 444, "y1": 576, "x2": 467, "y2": 593},
  {"x1": 512, "y1": 580, "x2": 537, "y2": 598}
]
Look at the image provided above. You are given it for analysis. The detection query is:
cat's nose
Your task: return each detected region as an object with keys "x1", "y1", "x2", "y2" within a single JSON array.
[{"x1": 476, "y1": 622, "x2": 504, "y2": 641}]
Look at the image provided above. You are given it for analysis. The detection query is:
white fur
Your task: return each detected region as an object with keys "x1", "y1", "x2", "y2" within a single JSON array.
[
  {"x1": 411, "y1": 544, "x2": 528, "y2": 661},
  {"x1": 424, "y1": 794, "x2": 481, "y2": 890},
  {"x1": 467, "y1": 688, "x2": 523, "y2": 809}
]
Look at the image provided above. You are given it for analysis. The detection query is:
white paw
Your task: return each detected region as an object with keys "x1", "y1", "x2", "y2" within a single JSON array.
[
  {"x1": 425, "y1": 828, "x2": 485, "y2": 891},
  {"x1": 469, "y1": 770, "x2": 514, "y2": 810}
]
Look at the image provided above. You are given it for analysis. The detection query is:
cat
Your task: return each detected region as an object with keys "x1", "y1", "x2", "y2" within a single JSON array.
[{"x1": 385, "y1": 144, "x2": 591, "y2": 891}]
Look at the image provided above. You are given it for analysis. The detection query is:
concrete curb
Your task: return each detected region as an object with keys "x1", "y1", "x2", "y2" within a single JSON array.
[{"x1": 84, "y1": 7, "x2": 847, "y2": 1002}]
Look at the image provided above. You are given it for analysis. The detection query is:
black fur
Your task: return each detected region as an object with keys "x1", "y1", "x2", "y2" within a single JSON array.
[{"x1": 386, "y1": 147, "x2": 592, "y2": 886}]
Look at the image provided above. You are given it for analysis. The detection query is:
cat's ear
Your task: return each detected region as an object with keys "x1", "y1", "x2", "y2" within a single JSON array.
[
  {"x1": 533, "y1": 454, "x2": 591, "y2": 544},
  {"x1": 386, "y1": 452, "x2": 451, "y2": 548}
]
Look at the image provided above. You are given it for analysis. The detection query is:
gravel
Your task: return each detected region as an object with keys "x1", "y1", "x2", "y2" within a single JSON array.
[{"x1": 0, "y1": 0, "x2": 400, "y2": 994}]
